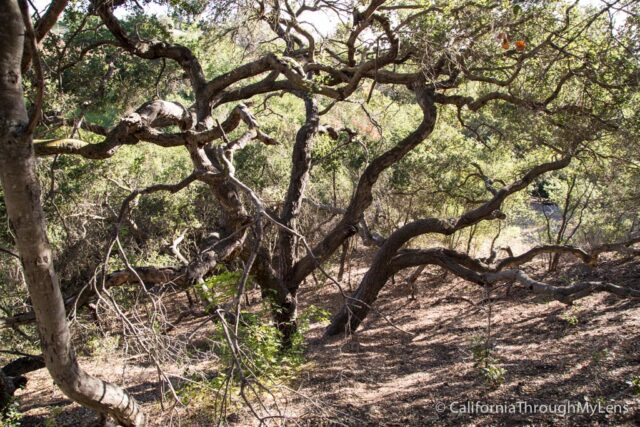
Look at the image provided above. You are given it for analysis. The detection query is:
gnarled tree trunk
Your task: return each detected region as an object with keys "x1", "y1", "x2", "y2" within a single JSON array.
[
  {"x1": 0, "y1": 1, "x2": 144, "y2": 425},
  {"x1": 275, "y1": 93, "x2": 319, "y2": 345}
]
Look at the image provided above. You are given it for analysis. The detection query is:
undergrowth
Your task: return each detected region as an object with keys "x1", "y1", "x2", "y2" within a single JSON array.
[
  {"x1": 179, "y1": 271, "x2": 330, "y2": 422},
  {"x1": 0, "y1": 398, "x2": 23, "y2": 427}
]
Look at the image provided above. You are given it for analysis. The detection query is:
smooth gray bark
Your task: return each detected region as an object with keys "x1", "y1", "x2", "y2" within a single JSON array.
[{"x1": 0, "y1": 1, "x2": 144, "y2": 425}]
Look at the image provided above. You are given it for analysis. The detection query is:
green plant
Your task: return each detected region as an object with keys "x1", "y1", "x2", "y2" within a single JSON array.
[
  {"x1": 43, "y1": 406, "x2": 63, "y2": 427},
  {"x1": 1, "y1": 398, "x2": 23, "y2": 427},
  {"x1": 84, "y1": 333, "x2": 121, "y2": 360},
  {"x1": 560, "y1": 307, "x2": 580, "y2": 327},
  {"x1": 483, "y1": 364, "x2": 507, "y2": 387},
  {"x1": 196, "y1": 269, "x2": 243, "y2": 311},
  {"x1": 627, "y1": 375, "x2": 640, "y2": 396},
  {"x1": 298, "y1": 305, "x2": 331, "y2": 327},
  {"x1": 220, "y1": 312, "x2": 284, "y2": 377},
  {"x1": 177, "y1": 305, "x2": 325, "y2": 421},
  {"x1": 470, "y1": 335, "x2": 506, "y2": 388}
]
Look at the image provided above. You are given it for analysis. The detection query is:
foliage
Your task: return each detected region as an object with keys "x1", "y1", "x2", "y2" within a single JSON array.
[
  {"x1": 197, "y1": 269, "x2": 243, "y2": 311},
  {"x1": 560, "y1": 307, "x2": 580, "y2": 327},
  {"x1": 628, "y1": 375, "x2": 640, "y2": 396},
  {"x1": 1, "y1": 0, "x2": 639, "y2": 423},
  {"x1": 177, "y1": 304, "x2": 327, "y2": 421},
  {"x1": 469, "y1": 335, "x2": 506, "y2": 388},
  {"x1": 0, "y1": 398, "x2": 23, "y2": 427}
]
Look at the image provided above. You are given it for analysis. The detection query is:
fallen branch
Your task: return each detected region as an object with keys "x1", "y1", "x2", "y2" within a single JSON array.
[
  {"x1": 484, "y1": 269, "x2": 640, "y2": 304},
  {"x1": 495, "y1": 234, "x2": 640, "y2": 270}
]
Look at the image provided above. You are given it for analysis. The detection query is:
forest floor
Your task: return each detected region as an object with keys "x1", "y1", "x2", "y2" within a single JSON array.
[{"x1": 13, "y1": 252, "x2": 640, "y2": 426}]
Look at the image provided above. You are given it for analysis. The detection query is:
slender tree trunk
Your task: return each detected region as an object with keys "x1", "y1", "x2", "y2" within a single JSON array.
[
  {"x1": 0, "y1": 2, "x2": 144, "y2": 425},
  {"x1": 337, "y1": 238, "x2": 350, "y2": 282},
  {"x1": 404, "y1": 265, "x2": 426, "y2": 300}
]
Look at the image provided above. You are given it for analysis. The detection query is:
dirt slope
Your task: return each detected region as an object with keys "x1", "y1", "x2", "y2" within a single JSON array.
[{"x1": 13, "y1": 256, "x2": 640, "y2": 426}]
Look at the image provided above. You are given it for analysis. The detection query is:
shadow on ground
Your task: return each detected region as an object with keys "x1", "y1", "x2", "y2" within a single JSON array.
[
  {"x1": 13, "y1": 256, "x2": 640, "y2": 426},
  {"x1": 290, "y1": 257, "x2": 640, "y2": 426}
]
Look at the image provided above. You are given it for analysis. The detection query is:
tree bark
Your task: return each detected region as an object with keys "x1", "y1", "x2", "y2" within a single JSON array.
[
  {"x1": 337, "y1": 238, "x2": 350, "y2": 282},
  {"x1": 274, "y1": 93, "x2": 319, "y2": 345},
  {"x1": 0, "y1": 1, "x2": 144, "y2": 425},
  {"x1": 287, "y1": 81, "x2": 438, "y2": 290},
  {"x1": 326, "y1": 154, "x2": 573, "y2": 336}
]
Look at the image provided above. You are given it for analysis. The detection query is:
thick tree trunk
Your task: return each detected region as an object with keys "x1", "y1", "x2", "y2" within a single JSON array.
[
  {"x1": 278, "y1": 94, "x2": 318, "y2": 281},
  {"x1": 326, "y1": 154, "x2": 573, "y2": 336},
  {"x1": 287, "y1": 82, "x2": 438, "y2": 291},
  {"x1": 325, "y1": 257, "x2": 395, "y2": 336},
  {"x1": 273, "y1": 93, "x2": 319, "y2": 346},
  {"x1": 0, "y1": 1, "x2": 144, "y2": 425}
]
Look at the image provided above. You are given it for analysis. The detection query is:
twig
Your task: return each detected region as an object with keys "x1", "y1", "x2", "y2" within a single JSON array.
[{"x1": 0, "y1": 247, "x2": 20, "y2": 260}]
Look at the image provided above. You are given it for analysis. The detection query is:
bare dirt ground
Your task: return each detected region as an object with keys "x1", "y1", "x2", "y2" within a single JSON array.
[{"x1": 13, "y1": 252, "x2": 640, "y2": 426}]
